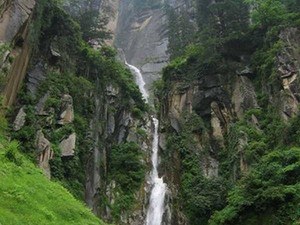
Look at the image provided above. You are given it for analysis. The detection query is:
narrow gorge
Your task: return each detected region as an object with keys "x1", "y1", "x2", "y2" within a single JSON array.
[{"x1": 1, "y1": 0, "x2": 300, "y2": 225}]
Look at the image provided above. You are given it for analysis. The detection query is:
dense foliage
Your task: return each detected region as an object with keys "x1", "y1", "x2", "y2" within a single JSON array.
[
  {"x1": 160, "y1": 0, "x2": 300, "y2": 224},
  {"x1": 5, "y1": 0, "x2": 147, "y2": 221},
  {"x1": 0, "y1": 115, "x2": 106, "y2": 225},
  {"x1": 108, "y1": 142, "x2": 146, "y2": 220}
]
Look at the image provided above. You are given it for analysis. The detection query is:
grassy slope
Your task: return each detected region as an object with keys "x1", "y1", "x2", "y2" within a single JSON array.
[{"x1": 0, "y1": 134, "x2": 106, "y2": 225}]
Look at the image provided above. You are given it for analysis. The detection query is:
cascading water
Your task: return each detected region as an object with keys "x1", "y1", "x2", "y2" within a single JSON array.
[
  {"x1": 125, "y1": 61, "x2": 149, "y2": 102},
  {"x1": 125, "y1": 61, "x2": 167, "y2": 225},
  {"x1": 145, "y1": 118, "x2": 167, "y2": 225}
]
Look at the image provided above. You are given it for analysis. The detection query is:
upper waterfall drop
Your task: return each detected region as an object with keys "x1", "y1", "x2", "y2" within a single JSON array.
[
  {"x1": 125, "y1": 61, "x2": 149, "y2": 102},
  {"x1": 125, "y1": 61, "x2": 167, "y2": 225}
]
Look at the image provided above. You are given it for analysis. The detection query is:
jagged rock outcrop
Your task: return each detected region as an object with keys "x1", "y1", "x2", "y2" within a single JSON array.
[
  {"x1": 0, "y1": 0, "x2": 35, "y2": 42},
  {"x1": 0, "y1": 0, "x2": 36, "y2": 106},
  {"x1": 159, "y1": 26, "x2": 300, "y2": 225},
  {"x1": 277, "y1": 28, "x2": 300, "y2": 120},
  {"x1": 85, "y1": 83, "x2": 151, "y2": 224},
  {"x1": 60, "y1": 133, "x2": 76, "y2": 157},
  {"x1": 58, "y1": 94, "x2": 74, "y2": 125},
  {"x1": 36, "y1": 130, "x2": 53, "y2": 178},
  {"x1": 27, "y1": 62, "x2": 46, "y2": 94},
  {"x1": 13, "y1": 106, "x2": 26, "y2": 131}
]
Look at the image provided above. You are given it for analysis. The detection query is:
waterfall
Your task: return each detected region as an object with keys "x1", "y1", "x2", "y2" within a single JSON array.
[
  {"x1": 145, "y1": 117, "x2": 167, "y2": 225},
  {"x1": 126, "y1": 61, "x2": 167, "y2": 225},
  {"x1": 125, "y1": 61, "x2": 149, "y2": 102}
]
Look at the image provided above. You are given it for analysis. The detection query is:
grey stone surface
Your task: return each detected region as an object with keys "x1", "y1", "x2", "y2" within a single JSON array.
[
  {"x1": 27, "y1": 62, "x2": 46, "y2": 94},
  {"x1": 13, "y1": 106, "x2": 26, "y2": 131},
  {"x1": 115, "y1": 0, "x2": 169, "y2": 94},
  {"x1": 35, "y1": 92, "x2": 50, "y2": 115},
  {"x1": 0, "y1": 0, "x2": 36, "y2": 42},
  {"x1": 35, "y1": 130, "x2": 53, "y2": 178},
  {"x1": 60, "y1": 133, "x2": 76, "y2": 157},
  {"x1": 58, "y1": 94, "x2": 74, "y2": 125}
]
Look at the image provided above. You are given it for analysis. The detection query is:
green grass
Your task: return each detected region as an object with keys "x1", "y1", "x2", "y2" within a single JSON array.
[{"x1": 0, "y1": 135, "x2": 107, "y2": 225}]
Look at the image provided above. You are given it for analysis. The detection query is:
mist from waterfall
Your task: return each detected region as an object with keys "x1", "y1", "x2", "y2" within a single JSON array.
[{"x1": 126, "y1": 61, "x2": 166, "y2": 225}]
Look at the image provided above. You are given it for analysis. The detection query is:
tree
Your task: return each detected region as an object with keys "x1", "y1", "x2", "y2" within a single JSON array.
[
  {"x1": 207, "y1": 0, "x2": 249, "y2": 39},
  {"x1": 246, "y1": 0, "x2": 288, "y2": 28},
  {"x1": 78, "y1": 10, "x2": 112, "y2": 42},
  {"x1": 64, "y1": 0, "x2": 112, "y2": 43},
  {"x1": 166, "y1": 7, "x2": 195, "y2": 59}
]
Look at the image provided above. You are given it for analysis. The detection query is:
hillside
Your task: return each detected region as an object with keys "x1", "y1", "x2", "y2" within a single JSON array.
[{"x1": 0, "y1": 117, "x2": 106, "y2": 225}]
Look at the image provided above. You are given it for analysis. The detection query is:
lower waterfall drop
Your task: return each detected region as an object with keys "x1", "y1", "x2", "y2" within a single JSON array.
[
  {"x1": 145, "y1": 117, "x2": 167, "y2": 225},
  {"x1": 126, "y1": 61, "x2": 166, "y2": 225}
]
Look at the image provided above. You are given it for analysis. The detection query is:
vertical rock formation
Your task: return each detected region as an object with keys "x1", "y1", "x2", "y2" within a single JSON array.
[
  {"x1": 115, "y1": 0, "x2": 169, "y2": 92},
  {"x1": 0, "y1": 0, "x2": 36, "y2": 106}
]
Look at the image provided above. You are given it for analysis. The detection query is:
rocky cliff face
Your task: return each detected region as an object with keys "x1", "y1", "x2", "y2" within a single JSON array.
[
  {"x1": 85, "y1": 83, "x2": 152, "y2": 224},
  {"x1": 158, "y1": 27, "x2": 300, "y2": 224},
  {"x1": 0, "y1": 0, "x2": 36, "y2": 106},
  {"x1": 1, "y1": 1, "x2": 151, "y2": 225},
  {"x1": 115, "y1": 0, "x2": 169, "y2": 94},
  {"x1": 114, "y1": 0, "x2": 195, "y2": 94}
]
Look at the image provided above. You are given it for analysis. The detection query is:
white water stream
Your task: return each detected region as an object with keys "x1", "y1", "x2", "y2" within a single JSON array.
[
  {"x1": 126, "y1": 61, "x2": 167, "y2": 225},
  {"x1": 125, "y1": 61, "x2": 149, "y2": 102}
]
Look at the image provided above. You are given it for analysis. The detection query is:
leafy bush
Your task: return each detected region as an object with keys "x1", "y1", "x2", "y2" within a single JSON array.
[
  {"x1": 108, "y1": 142, "x2": 145, "y2": 220},
  {"x1": 210, "y1": 147, "x2": 300, "y2": 225}
]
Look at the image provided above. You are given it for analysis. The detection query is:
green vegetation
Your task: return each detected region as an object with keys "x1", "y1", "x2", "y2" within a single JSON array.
[
  {"x1": 108, "y1": 142, "x2": 146, "y2": 221},
  {"x1": 160, "y1": 0, "x2": 300, "y2": 224},
  {"x1": 0, "y1": 114, "x2": 106, "y2": 225},
  {"x1": 163, "y1": 111, "x2": 228, "y2": 225},
  {"x1": 7, "y1": 0, "x2": 147, "y2": 222},
  {"x1": 211, "y1": 147, "x2": 300, "y2": 225}
]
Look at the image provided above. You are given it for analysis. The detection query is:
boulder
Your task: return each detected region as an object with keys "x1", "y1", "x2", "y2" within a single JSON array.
[
  {"x1": 13, "y1": 107, "x2": 26, "y2": 131},
  {"x1": 58, "y1": 94, "x2": 74, "y2": 125},
  {"x1": 27, "y1": 62, "x2": 46, "y2": 94},
  {"x1": 59, "y1": 133, "x2": 76, "y2": 157},
  {"x1": 35, "y1": 130, "x2": 53, "y2": 178},
  {"x1": 106, "y1": 84, "x2": 119, "y2": 97},
  {"x1": 35, "y1": 92, "x2": 50, "y2": 115}
]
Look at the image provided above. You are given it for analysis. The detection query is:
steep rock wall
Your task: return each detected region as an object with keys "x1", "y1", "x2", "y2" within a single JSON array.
[
  {"x1": 159, "y1": 27, "x2": 300, "y2": 225},
  {"x1": 0, "y1": 0, "x2": 36, "y2": 106},
  {"x1": 115, "y1": 0, "x2": 169, "y2": 93}
]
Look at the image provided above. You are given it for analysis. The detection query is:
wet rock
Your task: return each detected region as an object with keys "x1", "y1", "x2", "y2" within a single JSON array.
[
  {"x1": 59, "y1": 133, "x2": 76, "y2": 157},
  {"x1": 116, "y1": 1, "x2": 169, "y2": 92},
  {"x1": 58, "y1": 94, "x2": 74, "y2": 125},
  {"x1": 27, "y1": 62, "x2": 46, "y2": 94},
  {"x1": 13, "y1": 107, "x2": 26, "y2": 131}
]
